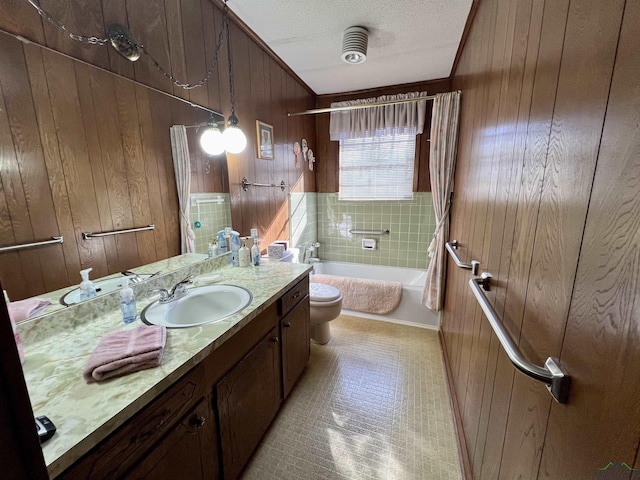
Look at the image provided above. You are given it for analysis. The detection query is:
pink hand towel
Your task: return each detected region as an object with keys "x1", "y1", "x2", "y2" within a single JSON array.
[
  {"x1": 83, "y1": 325, "x2": 167, "y2": 383},
  {"x1": 8, "y1": 298, "x2": 52, "y2": 323}
]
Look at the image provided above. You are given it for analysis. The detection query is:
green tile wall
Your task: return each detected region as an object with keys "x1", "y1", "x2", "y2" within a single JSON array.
[
  {"x1": 316, "y1": 193, "x2": 435, "y2": 269},
  {"x1": 189, "y1": 193, "x2": 232, "y2": 254}
]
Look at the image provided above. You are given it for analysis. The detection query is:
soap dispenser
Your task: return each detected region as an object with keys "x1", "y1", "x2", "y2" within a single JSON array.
[
  {"x1": 79, "y1": 268, "x2": 97, "y2": 300},
  {"x1": 239, "y1": 241, "x2": 250, "y2": 267},
  {"x1": 120, "y1": 277, "x2": 137, "y2": 324}
]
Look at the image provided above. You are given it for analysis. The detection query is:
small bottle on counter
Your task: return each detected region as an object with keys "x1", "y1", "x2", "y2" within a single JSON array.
[
  {"x1": 120, "y1": 277, "x2": 137, "y2": 324},
  {"x1": 251, "y1": 241, "x2": 260, "y2": 266},
  {"x1": 239, "y1": 241, "x2": 251, "y2": 267},
  {"x1": 79, "y1": 268, "x2": 97, "y2": 300},
  {"x1": 251, "y1": 229, "x2": 260, "y2": 266}
]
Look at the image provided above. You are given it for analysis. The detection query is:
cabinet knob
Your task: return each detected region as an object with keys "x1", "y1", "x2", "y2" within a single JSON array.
[
  {"x1": 272, "y1": 336, "x2": 279, "y2": 343},
  {"x1": 292, "y1": 291, "x2": 301, "y2": 299},
  {"x1": 284, "y1": 322, "x2": 291, "y2": 328},
  {"x1": 192, "y1": 416, "x2": 206, "y2": 429}
]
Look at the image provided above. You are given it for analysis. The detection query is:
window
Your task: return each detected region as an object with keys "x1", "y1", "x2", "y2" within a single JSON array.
[{"x1": 339, "y1": 133, "x2": 416, "y2": 200}]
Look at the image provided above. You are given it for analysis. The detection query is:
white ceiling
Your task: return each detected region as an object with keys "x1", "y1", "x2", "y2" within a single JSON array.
[{"x1": 228, "y1": 0, "x2": 473, "y2": 95}]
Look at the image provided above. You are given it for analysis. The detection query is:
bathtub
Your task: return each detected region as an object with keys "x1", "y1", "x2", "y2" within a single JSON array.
[{"x1": 310, "y1": 261, "x2": 440, "y2": 329}]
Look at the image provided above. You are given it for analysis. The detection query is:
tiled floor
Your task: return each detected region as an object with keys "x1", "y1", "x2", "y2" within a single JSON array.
[{"x1": 242, "y1": 315, "x2": 463, "y2": 480}]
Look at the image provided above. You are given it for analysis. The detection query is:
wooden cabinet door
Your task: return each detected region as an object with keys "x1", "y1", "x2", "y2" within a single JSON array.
[
  {"x1": 216, "y1": 327, "x2": 282, "y2": 480},
  {"x1": 124, "y1": 397, "x2": 219, "y2": 480},
  {"x1": 281, "y1": 297, "x2": 310, "y2": 399}
]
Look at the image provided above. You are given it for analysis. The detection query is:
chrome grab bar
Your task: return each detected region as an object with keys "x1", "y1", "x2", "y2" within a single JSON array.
[
  {"x1": 242, "y1": 177, "x2": 288, "y2": 192},
  {"x1": 348, "y1": 229, "x2": 390, "y2": 235},
  {"x1": 469, "y1": 274, "x2": 570, "y2": 404},
  {"x1": 0, "y1": 236, "x2": 63, "y2": 253},
  {"x1": 445, "y1": 240, "x2": 479, "y2": 275},
  {"x1": 83, "y1": 224, "x2": 155, "y2": 240}
]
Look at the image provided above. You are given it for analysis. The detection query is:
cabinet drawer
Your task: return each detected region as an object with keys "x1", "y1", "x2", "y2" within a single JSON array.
[
  {"x1": 279, "y1": 276, "x2": 309, "y2": 317},
  {"x1": 60, "y1": 365, "x2": 206, "y2": 479}
]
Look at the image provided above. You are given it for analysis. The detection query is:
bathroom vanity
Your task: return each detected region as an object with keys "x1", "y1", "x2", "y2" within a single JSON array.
[{"x1": 18, "y1": 257, "x2": 311, "y2": 480}]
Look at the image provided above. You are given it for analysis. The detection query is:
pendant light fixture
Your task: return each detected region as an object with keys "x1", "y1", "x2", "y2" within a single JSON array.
[
  {"x1": 199, "y1": 116, "x2": 225, "y2": 155},
  {"x1": 221, "y1": 0, "x2": 247, "y2": 154}
]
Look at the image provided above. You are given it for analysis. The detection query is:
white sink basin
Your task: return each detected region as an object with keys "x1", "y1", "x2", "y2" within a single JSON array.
[
  {"x1": 141, "y1": 284, "x2": 253, "y2": 328},
  {"x1": 60, "y1": 274, "x2": 154, "y2": 306}
]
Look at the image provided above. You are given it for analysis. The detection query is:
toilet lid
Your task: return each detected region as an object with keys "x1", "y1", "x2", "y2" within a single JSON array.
[{"x1": 309, "y1": 282, "x2": 342, "y2": 302}]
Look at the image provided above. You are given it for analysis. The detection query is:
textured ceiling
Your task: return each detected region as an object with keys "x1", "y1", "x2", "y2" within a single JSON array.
[{"x1": 228, "y1": 0, "x2": 473, "y2": 95}]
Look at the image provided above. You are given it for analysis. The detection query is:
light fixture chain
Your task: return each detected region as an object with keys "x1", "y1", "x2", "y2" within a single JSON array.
[
  {"x1": 224, "y1": 0, "x2": 235, "y2": 116},
  {"x1": 26, "y1": 0, "x2": 230, "y2": 90},
  {"x1": 28, "y1": 0, "x2": 109, "y2": 45}
]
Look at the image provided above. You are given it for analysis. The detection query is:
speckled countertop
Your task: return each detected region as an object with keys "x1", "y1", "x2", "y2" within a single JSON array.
[{"x1": 17, "y1": 255, "x2": 311, "y2": 479}]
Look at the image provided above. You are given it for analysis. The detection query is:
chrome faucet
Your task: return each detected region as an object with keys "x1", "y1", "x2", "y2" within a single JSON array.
[{"x1": 150, "y1": 275, "x2": 194, "y2": 304}]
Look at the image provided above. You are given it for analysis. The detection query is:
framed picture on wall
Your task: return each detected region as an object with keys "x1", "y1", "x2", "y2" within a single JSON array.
[{"x1": 256, "y1": 120, "x2": 274, "y2": 159}]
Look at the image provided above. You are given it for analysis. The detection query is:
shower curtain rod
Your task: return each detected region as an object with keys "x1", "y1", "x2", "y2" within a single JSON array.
[{"x1": 287, "y1": 92, "x2": 449, "y2": 117}]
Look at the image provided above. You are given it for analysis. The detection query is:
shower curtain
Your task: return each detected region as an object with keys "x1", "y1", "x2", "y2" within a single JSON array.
[
  {"x1": 423, "y1": 91, "x2": 461, "y2": 311},
  {"x1": 170, "y1": 125, "x2": 196, "y2": 254}
]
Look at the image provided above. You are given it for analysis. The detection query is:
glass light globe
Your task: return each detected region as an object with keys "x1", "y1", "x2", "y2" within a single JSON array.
[
  {"x1": 223, "y1": 125, "x2": 247, "y2": 154},
  {"x1": 200, "y1": 127, "x2": 225, "y2": 155}
]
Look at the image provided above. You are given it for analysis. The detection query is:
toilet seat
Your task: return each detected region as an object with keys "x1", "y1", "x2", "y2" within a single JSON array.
[{"x1": 310, "y1": 283, "x2": 342, "y2": 303}]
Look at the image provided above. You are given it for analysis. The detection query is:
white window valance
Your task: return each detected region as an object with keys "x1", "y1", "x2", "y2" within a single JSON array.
[{"x1": 329, "y1": 91, "x2": 430, "y2": 141}]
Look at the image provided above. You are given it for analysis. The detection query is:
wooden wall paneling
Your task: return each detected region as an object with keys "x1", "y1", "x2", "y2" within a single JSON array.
[
  {"x1": 39, "y1": 0, "x2": 110, "y2": 70},
  {"x1": 23, "y1": 43, "x2": 82, "y2": 295},
  {"x1": 100, "y1": 0, "x2": 136, "y2": 79},
  {"x1": 134, "y1": 85, "x2": 170, "y2": 262},
  {"x1": 249, "y1": 41, "x2": 270, "y2": 238},
  {"x1": 494, "y1": 1, "x2": 572, "y2": 478},
  {"x1": 114, "y1": 77, "x2": 158, "y2": 266},
  {"x1": 226, "y1": 22, "x2": 254, "y2": 235},
  {"x1": 0, "y1": 73, "x2": 31, "y2": 300},
  {"x1": 540, "y1": 1, "x2": 640, "y2": 475},
  {"x1": 452, "y1": 0, "x2": 494, "y2": 446},
  {"x1": 148, "y1": 90, "x2": 181, "y2": 256},
  {"x1": 126, "y1": 0, "x2": 173, "y2": 93},
  {"x1": 0, "y1": 36, "x2": 49, "y2": 298},
  {"x1": 446, "y1": 0, "x2": 494, "y2": 400},
  {"x1": 73, "y1": 61, "x2": 118, "y2": 277},
  {"x1": 0, "y1": 0, "x2": 45, "y2": 44},
  {"x1": 2, "y1": 38, "x2": 71, "y2": 295},
  {"x1": 164, "y1": 0, "x2": 189, "y2": 101},
  {"x1": 83, "y1": 64, "x2": 139, "y2": 273},
  {"x1": 467, "y1": 0, "x2": 520, "y2": 469},
  {"x1": 201, "y1": 0, "x2": 222, "y2": 112},
  {"x1": 505, "y1": 0, "x2": 625, "y2": 477},
  {"x1": 456, "y1": 0, "x2": 503, "y2": 467},
  {"x1": 181, "y1": 0, "x2": 209, "y2": 108},
  {"x1": 472, "y1": 1, "x2": 539, "y2": 477},
  {"x1": 474, "y1": 1, "x2": 570, "y2": 475},
  {"x1": 43, "y1": 50, "x2": 112, "y2": 275}
]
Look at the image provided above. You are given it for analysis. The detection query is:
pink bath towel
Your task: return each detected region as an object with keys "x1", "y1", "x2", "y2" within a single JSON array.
[
  {"x1": 8, "y1": 298, "x2": 52, "y2": 323},
  {"x1": 83, "y1": 325, "x2": 167, "y2": 383}
]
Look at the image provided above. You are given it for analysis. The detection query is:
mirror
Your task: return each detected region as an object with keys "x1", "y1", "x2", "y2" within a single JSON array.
[{"x1": 0, "y1": 30, "x2": 232, "y2": 320}]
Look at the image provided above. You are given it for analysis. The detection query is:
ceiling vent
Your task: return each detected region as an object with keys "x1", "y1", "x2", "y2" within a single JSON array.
[{"x1": 341, "y1": 26, "x2": 368, "y2": 65}]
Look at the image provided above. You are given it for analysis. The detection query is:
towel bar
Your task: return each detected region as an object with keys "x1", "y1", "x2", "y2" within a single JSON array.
[
  {"x1": 348, "y1": 229, "x2": 390, "y2": 235},
  {"x1": 0, "y1": 236, "x2": 63, "y2": 253},
  {"x1": 83, "y1": 225, "x2": 155, "y2": 240},
  {"x1": 469, "y1": 274, "x2": 570, "y2": 403}
]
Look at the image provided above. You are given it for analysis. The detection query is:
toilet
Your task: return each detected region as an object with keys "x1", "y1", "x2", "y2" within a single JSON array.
[{"x1": 309, "y1": 282, "x2": 343, "y2": 344}]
